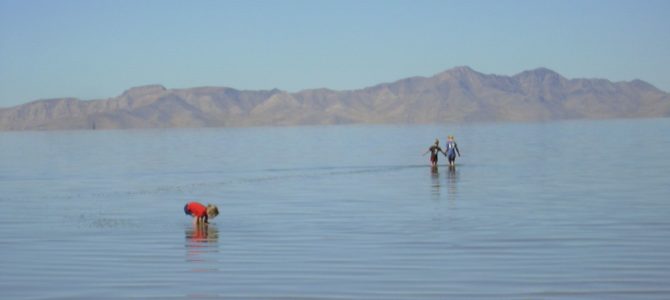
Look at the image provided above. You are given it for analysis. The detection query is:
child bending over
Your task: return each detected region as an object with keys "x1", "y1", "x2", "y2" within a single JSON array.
[{"x1": 184, "y1": 201, "x2": 219, "y2": 224}]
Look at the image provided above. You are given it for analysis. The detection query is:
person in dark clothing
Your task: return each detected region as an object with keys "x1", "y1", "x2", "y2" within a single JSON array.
[{"x1": 423, "y1": 139, "x2": 446, "y2": 167}]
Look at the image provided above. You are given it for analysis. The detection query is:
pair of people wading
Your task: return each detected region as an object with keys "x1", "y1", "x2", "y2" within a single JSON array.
[{"x1": 423, "y1": 135, "x2": 461, "y2": 167}]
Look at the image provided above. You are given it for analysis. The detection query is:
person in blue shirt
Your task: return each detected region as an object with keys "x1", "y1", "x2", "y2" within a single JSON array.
[{"x1": 445, "y1": 135, "x2": 461, "y2": 167}]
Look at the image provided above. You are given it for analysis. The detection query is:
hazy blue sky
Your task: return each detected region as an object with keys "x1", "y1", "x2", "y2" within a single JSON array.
[{"x1": 1, "y1": 0, "x2": 668, "y2": 107}]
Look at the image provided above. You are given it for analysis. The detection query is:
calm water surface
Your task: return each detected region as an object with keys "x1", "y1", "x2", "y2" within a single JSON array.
[{"x1": 1, "y1": 119, "x2": 669, "y2": 299}]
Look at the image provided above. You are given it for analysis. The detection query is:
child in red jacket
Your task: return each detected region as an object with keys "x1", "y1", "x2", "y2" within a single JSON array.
[{"x1": 184, "y1": 201, "x2": 219, "y2": 224}]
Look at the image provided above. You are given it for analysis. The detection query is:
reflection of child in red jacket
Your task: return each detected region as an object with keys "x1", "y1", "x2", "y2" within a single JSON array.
[
  {"x1": 184, "y1": 201, "x2": 219, "y2": 224},
  {"x1": 190, "y1": 224, "x2": 208, "y2": 241}
]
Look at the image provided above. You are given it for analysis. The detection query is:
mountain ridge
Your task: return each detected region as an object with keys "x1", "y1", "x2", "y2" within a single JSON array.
[{"x1": 1, "y1": 67, "x2": 669, "y2": 130}]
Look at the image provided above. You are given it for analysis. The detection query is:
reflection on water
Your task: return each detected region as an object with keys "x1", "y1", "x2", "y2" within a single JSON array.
[
  {"x1": 447, "y1": 165, "x2": 458, "y2": 201},
  {"x1": 185, "y1": 223, "x2": 219, "y2": 272},
  {"x1": 185, "y1": 223, "x2": 219, "y2": 244},
  {"x1": 430, "y1": 165, "x2": 459, "y2": 201},
  {"x1": 430, "y1": 165, "x2": 440, "y2": 197}
]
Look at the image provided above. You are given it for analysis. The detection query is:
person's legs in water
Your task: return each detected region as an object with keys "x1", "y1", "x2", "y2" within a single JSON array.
[{"x1": 431, "y1": 153, "x2": 438, "y2": 167}]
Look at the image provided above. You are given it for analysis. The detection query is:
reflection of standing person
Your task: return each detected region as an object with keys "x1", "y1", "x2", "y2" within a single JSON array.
[
  {"x1": 430, "y1": 164, "x2": 441, "y2": 196},
  {"x1": 423, "y1": 139, "x2": 446, "y2": 167},
  {"x1": 446, "y1": 163, "x2": 458, "y2": 201},
  {"x1": 445, "y1": 135, "x2": 461, "y2": 167}
]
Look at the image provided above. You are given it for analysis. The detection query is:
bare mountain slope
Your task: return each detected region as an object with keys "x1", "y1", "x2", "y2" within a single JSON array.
[{"x1": 1, "y1": 67, "x2": 668, "y2": 130}]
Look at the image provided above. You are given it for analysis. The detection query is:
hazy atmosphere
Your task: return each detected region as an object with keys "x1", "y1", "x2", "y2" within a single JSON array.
[{"x1": 1, "y1": 0, "x2": 669, "y2": 107}]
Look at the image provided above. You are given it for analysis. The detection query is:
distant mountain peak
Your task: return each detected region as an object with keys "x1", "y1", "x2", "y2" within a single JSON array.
[
  {"x1": 121, "y1": 84, "x2": 167, "y2": 98},
  {"x1": 451, "y1": 65, "x2": 475, "y2": 72},
  {"x1": 433, "y1": 66, "x2": 484, "y2": 82},
  {"x1": 530, "y1": 67, "x2": 555, "y2": 73},
  {"x1": 515, "y1": 67, "x2": 562, "y2": 78},
  {"x1": 630, "y1": 79, "x2": 657, "y2": 91},
  {"x1": 443, "y1": 65, "x2": 478, "y2": 75}
]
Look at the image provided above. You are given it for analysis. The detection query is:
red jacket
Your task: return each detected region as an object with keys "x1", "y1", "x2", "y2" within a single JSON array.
[{"x1": 185, "y1": 202, "x2": 208, "y2": 218}]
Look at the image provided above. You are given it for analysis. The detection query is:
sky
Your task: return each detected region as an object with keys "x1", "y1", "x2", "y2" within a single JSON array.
[{"x1": 0, "y1": 0, "x2": 669, "y2": 107}]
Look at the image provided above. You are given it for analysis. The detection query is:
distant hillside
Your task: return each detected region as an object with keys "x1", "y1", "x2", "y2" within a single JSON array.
[{"x1": 1, "y1": 67, "x2": 669, "y2": 130}]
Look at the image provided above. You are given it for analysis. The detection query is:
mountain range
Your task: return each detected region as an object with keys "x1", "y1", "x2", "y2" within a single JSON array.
[{"x1": 1, "y1": 66, "x2": 669, "y2": 130}]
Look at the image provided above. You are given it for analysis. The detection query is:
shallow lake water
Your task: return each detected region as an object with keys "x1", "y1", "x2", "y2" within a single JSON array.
[{"x1": 1, "y1": 118, "x2": 669, "y2": 299}]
